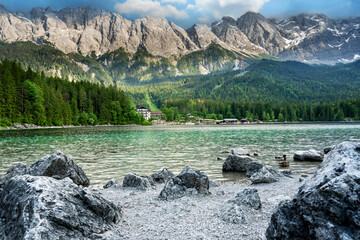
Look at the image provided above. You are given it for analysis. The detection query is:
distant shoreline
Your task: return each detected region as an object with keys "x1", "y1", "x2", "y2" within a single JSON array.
[{"x1": 1, "y1": 121, "x2": 359, "y2": 131}]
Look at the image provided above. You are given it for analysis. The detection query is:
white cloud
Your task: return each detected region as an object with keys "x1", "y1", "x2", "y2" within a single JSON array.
[
  {"x1": 115, "y1": 0, "x2": 188, "y2": 19},
  {"x1": 195, "y1": 0, "x2": 269, "y2": 21},
  {"x1": 161, "y1": 0, "x2": 187, "y2": 3}
]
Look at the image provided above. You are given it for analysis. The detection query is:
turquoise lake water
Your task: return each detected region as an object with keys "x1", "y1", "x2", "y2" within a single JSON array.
[{"x1": 0, "y1": 123, "x2": 359, "y2": 185}]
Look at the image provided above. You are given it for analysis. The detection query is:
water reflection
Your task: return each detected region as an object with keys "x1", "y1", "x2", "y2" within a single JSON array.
[{"x1": 0, "y1": 123, "x2": 359, "y2": 185}]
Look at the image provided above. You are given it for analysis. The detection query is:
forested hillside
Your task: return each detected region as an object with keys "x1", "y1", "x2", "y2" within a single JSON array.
[
  {"x1": 127, "y1": 59, "x2": 360, "y2": 108},
  {"x1": 160, "y1": 99, "x2": 359, "y2": 122},
  {"x1": 0, "y1": 59, "x2": 147, "y2": 127}
]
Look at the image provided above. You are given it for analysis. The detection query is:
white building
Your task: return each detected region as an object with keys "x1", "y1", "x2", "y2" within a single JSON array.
[{"x1": 136, "y1": 107, "x2": 151, "y2": 120}]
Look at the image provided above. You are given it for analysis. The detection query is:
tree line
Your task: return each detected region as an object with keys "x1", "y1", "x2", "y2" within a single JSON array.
[
  {"x1": 0, "y1": 59, "x2": 149, "y2": 127},
  {"x1": 162, "y1": 99, "x2": 360, "y2": 122}
]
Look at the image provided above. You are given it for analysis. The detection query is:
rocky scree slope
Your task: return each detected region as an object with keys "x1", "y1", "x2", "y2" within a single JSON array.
[{"x1": 0, "y1": 5, "x2": 359, "y2": 65}]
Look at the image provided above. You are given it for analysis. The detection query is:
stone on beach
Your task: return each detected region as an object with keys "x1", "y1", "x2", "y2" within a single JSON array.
[
  {"x1": 0, "y1": 175, "x2": 122, "y2": 240},
  {"x1": 0, "y1": 150, "x2": 90, "y2": 189},
  {"x1": 245, "y1": 161, "x2": 264, "y2": 177},
  {"x1": 150, "y1": 167, "x2": 175, "y2": 183},
  {"x1": 266, "y1": 141, "x2": 360, "y2": 240},
  {"x1": 123, "y1": 173, "x2": 153, "y2": 190},
  {"x1": 250, "y1": 166, "x2": 283, "y2": 184},
  {"x1": 159, "y1": 165, "x2": 210, "y2": 200},
  {"x1": 219, "y1": 188, "x2": 262, "y2": 224},
  {"x1": 293, "y1": 149, "x2": 324, "y2": 162},
  {"x1": 323, "y1": 146, "x2": 334, "y2": 154},
  {"x1": 222, "y1": 155, "x2": 257, "y2": 172},
  {"x1": 104, "y1": 179, "x2": 121, "y2": 189}
]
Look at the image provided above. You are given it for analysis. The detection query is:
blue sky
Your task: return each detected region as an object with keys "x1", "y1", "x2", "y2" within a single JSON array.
[{"x1": 1, "y1": 0, "x2": 359, "y2": 27}]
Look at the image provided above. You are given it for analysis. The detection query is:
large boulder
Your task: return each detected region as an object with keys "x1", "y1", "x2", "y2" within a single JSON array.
[
  {"x1": 250, "y1": 166, "x2": 283, "y2": 184},
  {"x1": 150, "y1": 167, "x2": 175, "y2": 183},
  {"x1": 266, "y1": 141, "x2": 360, "y2": 240},
  {"x1": 0, "y1": 151, "x2": 90, "y2": 189},
  {"x1": 293, "y1": 149, "x2": 324, "y2": 162},
  {"x1": 219, "y1": 188, "x2": 262, "y2": 224},
  {"x1": 222, "y1": 155, "x2": 257, "y2": 172},
  {"x1": 122, "y1": 173, "x2": 153, "y2": 190},
  {"x1": 29, "y1": 150, "x2": 90, "y2": 187},
  {"x1": 159, "y1": 165, "x2": 210, "y2": 200},
  {"x1": 0, "y1": 175, "x2": 122, "y2": 240},
  {"x1": 245, "y1": 161, "x2": 264, "y2": 177}
]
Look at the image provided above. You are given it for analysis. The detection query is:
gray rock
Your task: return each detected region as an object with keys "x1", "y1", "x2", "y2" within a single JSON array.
[
  {"x1": 150, "y1": 167, "x2": 175, "y2": 183},
  {"x1": 245, "y1": 161, "x2": 264, "y2": 177},
  {"x1": 266, "y1": 141, "x2": 360, "y2": 240},
  {"x1": 29, "y1": 150, "x2": 90, "y2": 187},
  {"x1": 253, "y1": 153, "x2": 259, "y2": 156},
  {"x1": 209, "y1": 180, "x2": 218, "y2": 188},
  {"x1": 159, "y1": 165, "x2": 210, "y2": 200},
  {"x1": 123, "y1": 173, "x2": 153, "y2": 190},
  {"x1": 230, "y1": 148, "x2": 250, "y2": 156},
  {"x1": 222, "y1": 155, "x2": 256, "y2": 172},
  {"x1": 178, "y1": 165, "x2": 210, "y2": 195},
  {"x1": 220, "y1": 188, "x2": 261, "y2": 224},
  {"x1": 0, "y1": 175, "x2": 122, "y2": 240},
  {"x1": 227, "y1": 188, "x2": 261, "y2": 210},
  {"x1": 104, "y1": 179, "x2": 121, "y2": 189},
  {"x1": 323, "y1": 146, "x2": 334, "y2": 154},
  {"x1": 281, "y1": 170, "x2": 294, "y2": 178},
  {"x1": 159, "y1": 177, "x2": 186, "y2": 200},
  {"x1": 293, "y1": 149, "x2": 324, "y2": 162},
  {"x1": 250, "y1": 166, "x2": 282, "y2": 184},
  {"x1": 0, "y1": 162, "x2": 28, "y2": 189},
  {"x1": 0, "y1": 151, "x2": 90, "y2": 188}
]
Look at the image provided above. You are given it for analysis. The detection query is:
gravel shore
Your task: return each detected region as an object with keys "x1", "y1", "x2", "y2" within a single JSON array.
[{"x1": 95, "y1": 174, "x2": 304, "y2": 240}]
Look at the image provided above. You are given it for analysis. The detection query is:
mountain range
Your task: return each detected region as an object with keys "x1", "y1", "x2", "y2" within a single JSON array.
[{"x1": 0, "y1": 5, "x2": 359, "y2": 83}]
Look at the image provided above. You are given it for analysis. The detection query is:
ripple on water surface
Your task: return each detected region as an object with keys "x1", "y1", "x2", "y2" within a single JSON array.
[{"x1": 0, "y1": 123, "x2": 359, "y2": 185}]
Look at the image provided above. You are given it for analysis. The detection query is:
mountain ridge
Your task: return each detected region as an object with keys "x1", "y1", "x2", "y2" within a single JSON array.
[{"x1": 0, "y1": 5, "x2": 359, "y2": 65}]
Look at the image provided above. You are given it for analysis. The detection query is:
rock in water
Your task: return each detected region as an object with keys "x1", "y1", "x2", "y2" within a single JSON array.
[
  {"x1": 222, "y1": 155, "x2": 256, "y2": 172},
  {"x1": 266, "y1": 141, "x2": 360, "y2": 240},
  {"x1": 245, "y1": 161, "x2": 264, "y2": 177},
  {"x1": 0, "y1": 151, "x2": 90, "y2": 189},
  {"x1": 293, "y1": 149, "x2": 324, "y2": 162},
  {"x1": 150, "y1": 167, "x2": 175, "y2": 183},
  {"x1": 159, "y1": 165, "x2": 210, "y2": 200},
  {"x1": 123, "y1": 173, "x2": 153, "y2": 190},
  {"x1": 0, "y1": 175, "x2": 122, "y2": 240},
  {"x1": 231, "y1": 148, "x2": 250, "y2": 156}
]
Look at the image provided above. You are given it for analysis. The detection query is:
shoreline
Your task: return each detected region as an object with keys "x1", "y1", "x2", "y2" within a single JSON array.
[{"x1": 1, "y1": 121, "x2": 359, "y2": 131}]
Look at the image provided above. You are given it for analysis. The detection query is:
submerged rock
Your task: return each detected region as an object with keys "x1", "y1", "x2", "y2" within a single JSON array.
[
  {"x1": 123, "y1": 173, "x2": 153, "y2": 190},
  {"x1": 220, "y1": 188, "x2": 261, "y2": 224},
  {"x1": 222, "y1": 155, "x2": 256, "y2": 172},
  {"x1": 250, "y1": 166, "x2": 283, "y2": 184},
  {"x1": 0, "y1": 151, "x2": 90, "y2": 189},
  {"x1": 159, "y1": 165, "x2": 210, "y2": 200},
  {"x1": 293, "y1": 149, "x2": 324, "y2": 162},
  {"x1": 266, "y1": 141, "x2": 360, "y2": 240},
  {"x1": 150, "y1": 167, "x2": 175, "y2": 183},
  {"x1": 0, "y1": 175, "x2": 122, "y2": 240},
  {"x1": 231, "y1": 148, "x2": 250, "y2": 156}
]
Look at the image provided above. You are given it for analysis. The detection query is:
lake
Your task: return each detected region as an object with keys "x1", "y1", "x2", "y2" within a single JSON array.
[{"x1": 0, "y1": 123, "x2": 359, "y2": 185}]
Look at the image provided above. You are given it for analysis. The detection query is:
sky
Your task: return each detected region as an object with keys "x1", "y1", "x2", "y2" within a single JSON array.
[{"x1": 0, "y1": 0, "x2": 359, "y2": 27}]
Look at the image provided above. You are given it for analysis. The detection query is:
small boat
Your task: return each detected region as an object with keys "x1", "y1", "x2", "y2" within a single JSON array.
[{"x1": 279, "y1": 161, "x2": 290, "y2": 167}]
